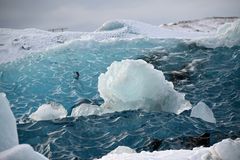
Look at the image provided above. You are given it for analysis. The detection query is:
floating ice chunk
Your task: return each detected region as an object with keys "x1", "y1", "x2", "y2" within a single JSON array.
[
  {"x1": 29, "y1": 102, "x2": 67, "y2": 121},
  {"x1": 71, "y1": 103, "x2": 102, "y2": 117},
  {"x1": 190, "y1": 101, "x2": 216, "y2": 123},
  {"x1": 98, "y1": 59, "x2": 192, "y2": 114},
  {"x1": 0, "y1": 144, "x2": 48, "y2": 160},
  {"x1": 109, "y1": 146, "x2": 136, "y2": 154},
  {"x1": 98, "y1": 138, "x2": 240, "y2": 160},
  {"x1": 0, "y1": 93, "x2": 19, "y2": 152}
]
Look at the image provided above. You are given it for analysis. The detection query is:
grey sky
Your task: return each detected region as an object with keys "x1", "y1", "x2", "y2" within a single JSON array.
[{"x1": 0, "y1": 0, "x2": 239, "y2": 31}]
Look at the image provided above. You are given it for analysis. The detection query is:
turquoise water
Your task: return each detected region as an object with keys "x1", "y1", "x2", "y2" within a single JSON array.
[{"x1": 0, "y1": 38, "x2": 239, "y2": 159}]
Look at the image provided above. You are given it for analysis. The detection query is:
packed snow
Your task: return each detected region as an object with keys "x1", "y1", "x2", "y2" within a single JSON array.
[
  {"x1": 98, "y1": 138, "x2": 240, "y2": 160},
  {"x1": 98, "y1": 59, "x2": 192, "y2": 114},
  {"x1": 0, "y1": 93, "x2": 19, "y2": 152},
  {"x1": 190, "y1": 101, "x2": 216, "y2": 123},
  {"x1": 29, "y1": 102, "x2": 67, "y2": 121},
  {"x1": 0, "y1": 92, "x2": 48, "y2": 160}
]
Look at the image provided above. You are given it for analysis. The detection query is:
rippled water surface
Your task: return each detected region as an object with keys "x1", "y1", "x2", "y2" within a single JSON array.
[{"x1": 0, "y1": 38, "x2": 239, "y2": 159}]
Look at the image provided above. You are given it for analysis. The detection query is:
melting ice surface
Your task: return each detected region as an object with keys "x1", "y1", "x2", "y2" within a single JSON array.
[{"x1": 0, "y1": 18, "x2": 240, "y2": 159}]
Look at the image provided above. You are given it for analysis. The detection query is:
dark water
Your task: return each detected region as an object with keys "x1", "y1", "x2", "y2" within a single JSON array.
[{"x1": 0, "y1": 38, "x2": 239, "y2": 159}]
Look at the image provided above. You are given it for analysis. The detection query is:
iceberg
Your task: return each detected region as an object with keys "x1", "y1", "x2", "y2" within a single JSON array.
[
  {"x1": 0, "y1": 92, "x2": 48, "y2": 159},
  {"x1": 0, "y1": 144, "x2": 48, "y2": 160},
  {"x1": 98, "y1": 59, "x2": 192, "y2": 114},
  {"x1": 29, "y1": 102, "x2": 67, "y2": 121},
  {"x1": 190, "y1": 101, "x2": 216, "y2": 123},
  {"x1": 0, "y1": 93, "x2": 19, "y2": 152},
  {"x1": 98, "y1": 138, "x2": 240, "y2": 160}
]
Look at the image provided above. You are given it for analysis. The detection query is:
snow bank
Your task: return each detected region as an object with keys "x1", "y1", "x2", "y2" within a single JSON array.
[
  {"x1": 98, "y1": 59, "x2": 192, "y2": 114},
  {"x1": 0, "y1": 93, "x2": 18, "y2": 152},
  {"x1": 98, "y1": 138, "x2": 240, "y2": 160},
  {"x1": 29, "y1": 102, "x2": 67, "y2": 121},
  {"x1": 190, "y1": 102, "x2": 216, "y2": 123},
  {"x1": 0, "y1": 144, "x2": 48, "y2": 160},
  {"x1": 196, "y1": 19, "x2": 240, "y2": 48}
]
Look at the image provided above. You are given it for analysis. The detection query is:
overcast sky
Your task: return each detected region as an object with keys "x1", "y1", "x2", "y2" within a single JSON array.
[{"x1": 0, "y1": 0, "x2": 239, "y2": 31}]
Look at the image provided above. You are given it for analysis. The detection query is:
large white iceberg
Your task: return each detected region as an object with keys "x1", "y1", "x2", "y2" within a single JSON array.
[
  {"x1": 190, "y1": 101, "x2": 216, "y2": 123},
  {"x1": 98, "y1": 59, "x2": 192, "y2": 114},
  {"x1": 0, "y1": 93, "x2": 19, "y2": 152},
  {"x1": 98, "y1": 138, "x2": 240, "y2": 160},
  {"x1": 29, "y1": 102, "x2": 67, "y2": 121},
  {"x1": 0, "y1": 92, "x2": 48, "y2": 160}
]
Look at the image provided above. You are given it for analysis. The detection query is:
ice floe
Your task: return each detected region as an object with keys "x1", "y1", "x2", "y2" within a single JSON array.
[
  {"x1": 190, "y1": 101, "x2": 216, "y2": 123},
  {"x1": 98, "y1": 138, "x2": 240, "y2": 160},
  {"x1": 29, "y1": 102, "x2": 67, "y2": 121}
]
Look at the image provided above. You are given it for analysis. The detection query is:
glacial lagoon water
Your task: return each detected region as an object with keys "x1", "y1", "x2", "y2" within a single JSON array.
[{"x1": 0, "y1": 38, "x2": 239, "y2": 159}]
